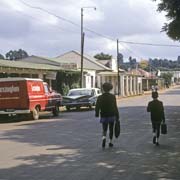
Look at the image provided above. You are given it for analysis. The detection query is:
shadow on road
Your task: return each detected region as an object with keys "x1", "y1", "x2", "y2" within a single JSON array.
[
  {"x1": 0, "y1": 108, "x2": 94, "y2": 124},
  {"x1": 0, "y1": 105, "x2": 180, "y2": 180}
]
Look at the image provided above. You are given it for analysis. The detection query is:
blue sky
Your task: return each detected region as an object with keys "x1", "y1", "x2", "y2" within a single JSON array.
[{"x1": 0, "y1": 0, "x2": 180, "y2": 61}]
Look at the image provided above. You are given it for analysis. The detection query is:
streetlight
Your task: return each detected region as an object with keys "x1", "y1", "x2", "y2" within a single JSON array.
[{"x1": 80, "y1": 6, "x2": 96, "y2": 88}]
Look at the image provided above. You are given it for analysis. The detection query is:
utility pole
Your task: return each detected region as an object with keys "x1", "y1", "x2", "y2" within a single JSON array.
[
  {"x1": 81, "y1": 31, "x2": 85, "y2": 88},
  {"x1": 117, "y1": 39, "x2": 120, "y2": 96},
  {"x1": 80, "y1": 7, "x2": 96, "y2": 88},
  {"x1": 80, "y1": 8, "x2": 84, "y2": 88}
]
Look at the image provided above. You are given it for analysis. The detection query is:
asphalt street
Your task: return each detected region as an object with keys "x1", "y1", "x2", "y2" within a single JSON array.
[{"x1": 0, "y1": 87, "x2": 180, "y2": 180}]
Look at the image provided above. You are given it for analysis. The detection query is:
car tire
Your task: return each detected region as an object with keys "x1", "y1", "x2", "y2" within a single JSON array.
[
  {"x1": 0, "y1": 115, "x2": 8, "y2": 120},
  {"x1": 66, "y1": 106, "x2": 70, "y2": 111},
  {"x1": 89, "y1": 105, "x2": 93, "y2": 110},
  {"x1": 52, "y1": 105, "x2": 60, "y2": 116},
  {"x1": 31, "y1": 107, "x2": 40, "y2": 120},
  {"x1": 76, "y1": 106, "x2": 80, "y2": 111}
]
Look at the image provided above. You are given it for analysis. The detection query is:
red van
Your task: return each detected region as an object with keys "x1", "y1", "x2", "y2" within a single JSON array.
[{"x1": 0, "y1": 78, "x2": 62, "y2": 120}]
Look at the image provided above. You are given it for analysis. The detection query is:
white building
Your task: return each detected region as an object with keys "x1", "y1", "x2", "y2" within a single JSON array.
[
  {"x1": 55, "y1": 50, "x2": 111, "y2": 88},
  {"x1": 7, "y1": 50, "x2": 143, "y2": 97},
  {"x1": 96, "y1": 58, "x2": 143, "y2": 96}
]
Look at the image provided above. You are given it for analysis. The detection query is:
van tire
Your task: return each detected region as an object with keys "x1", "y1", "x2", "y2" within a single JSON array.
[
  {"x1": 31, "y1": 107, "x2": 40, "y2": 120},
  {"x1": 52, "y1": 105, "x2": 59, "y2": 116}
]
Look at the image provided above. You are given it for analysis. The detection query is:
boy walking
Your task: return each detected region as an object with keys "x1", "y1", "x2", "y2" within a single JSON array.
[
  {"x1": 95, "y1": 82, "x2": 119, "y2": 148},
  {"x1": 147, "y1": 91, "x2": 165, "y2": 146}
]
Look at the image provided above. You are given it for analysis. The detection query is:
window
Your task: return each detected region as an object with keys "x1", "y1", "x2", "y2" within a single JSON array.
[
  {"x1": 91, "y1": 89, "x2": 95, "y2": 96},
  {"x1": 68, "y1": 89, "x2": 92, "y2": 96},
  {"x1": 44, "y1": 84, "x2": 49, "y2": 93},
  {"x1": 97, "y1": 90, "x2": 101, "y2": 94}
]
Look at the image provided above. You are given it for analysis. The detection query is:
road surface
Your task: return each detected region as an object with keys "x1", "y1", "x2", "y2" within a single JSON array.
[{"x1": 0, "y1": 87, "x2": 180, "y2": 180}]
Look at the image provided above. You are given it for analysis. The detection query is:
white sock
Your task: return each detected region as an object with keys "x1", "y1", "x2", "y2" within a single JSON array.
[
  {"x1": 109, "y1": 139, "x2": 112, "y2": 143},
  {"x1": 102, "y1": 136, "x2": 106, "y2": 140}
]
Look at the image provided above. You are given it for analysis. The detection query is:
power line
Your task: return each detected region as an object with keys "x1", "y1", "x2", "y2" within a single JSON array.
[
  {"x1": 16, "y1": 10, "x2": 80, "y2": 34},
  {"x1": 118, "y1": 40, "x2": 180, "y2": 47},
  {"x1": 18, "y1": 0, "x2": 174, "y2": 60},
  {"x1": 19, "y1": 0, "x2": 134, "y2": 55},
  {"x1": 19, "y1": 0, "x2": 180, "y2": 48},
  {"x1": 17, "y1": 1, "x2": 150, "y2": 58},
  {"x1": 17, "y1": 0, "x2": 180, "y2": 61},
  {"x1": 19, "y1": 0, "x2": 80, "y2": 28}
]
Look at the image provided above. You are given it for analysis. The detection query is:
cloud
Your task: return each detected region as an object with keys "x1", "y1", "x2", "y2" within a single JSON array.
[
  {"x1": 0, "y1": 0, "x2": 179, "y2": 60},
  {"x1": 0, "y1": 8, "x2": 31, "y2": 39}
]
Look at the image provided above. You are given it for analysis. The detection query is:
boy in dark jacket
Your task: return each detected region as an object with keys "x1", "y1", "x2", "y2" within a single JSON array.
[
  {"x1": 147, "y1": 91, "x2": 165, "y2": 146},
  {"x1": 95, "y1": 82, "x2": 119, "y2": 148}
]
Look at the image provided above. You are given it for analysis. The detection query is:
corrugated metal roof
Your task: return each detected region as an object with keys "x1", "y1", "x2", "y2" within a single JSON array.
[
  {"x1": 1, "y1": 51, "x2": 112, "y2": 72},
  {"x1": 95, "y1": 59, "x2": 110, "y2": 65},
  {"x1": 129, "y1": 68, "x2": 150, "y2": 77},
  {"x1": 98, "y1": 71, "x2": 119, "y2": 76},
  {"x1": 0, "y1": 59, "x2": 62, "y2": 71},
  {"x1": 18, "y1": 56, "x2": 61, "y2": 66},
  {"x1": 55, "y1": 50, "x2": 112, "y2": 71},
  {"x1": 18, "y1": 56, "x2": 77, "y2": 70}
]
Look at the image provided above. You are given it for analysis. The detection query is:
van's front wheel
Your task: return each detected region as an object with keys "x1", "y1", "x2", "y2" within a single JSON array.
[{"x1": 31, "y1": 107, "x2": 40, "y2": 120}]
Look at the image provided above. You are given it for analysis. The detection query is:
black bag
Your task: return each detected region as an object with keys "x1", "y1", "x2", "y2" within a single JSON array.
[
  {"x1": 161, "y1": 123, "x2": 167, "y2": 134},
  {"x1": 114, "y1": 120, "x2": 120, "y2": 138}
]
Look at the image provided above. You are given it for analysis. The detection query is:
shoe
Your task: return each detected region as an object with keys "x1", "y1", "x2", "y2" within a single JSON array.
[
  {"x1": 102, "y1": 139, "x2": 106, "y2": 148},
  {"x1": 153, "y1": 136, "x2": 156, "y2": 144},
  {"x1": 156, "y1": 142, "x2": 159, "y2": 146},
  {"x1": 109, "y1": 143, "x2": 113, "y2": 147}
]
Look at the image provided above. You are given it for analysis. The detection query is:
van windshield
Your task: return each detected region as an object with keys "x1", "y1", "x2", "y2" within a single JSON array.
[{"x1": 44, "y1": 84, "x2": 49, "y2": 93}]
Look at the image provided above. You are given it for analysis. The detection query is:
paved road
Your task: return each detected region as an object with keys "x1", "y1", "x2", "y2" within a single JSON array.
[{"x1": 0, "y1": 87, "x2": 180, "y2": 180}]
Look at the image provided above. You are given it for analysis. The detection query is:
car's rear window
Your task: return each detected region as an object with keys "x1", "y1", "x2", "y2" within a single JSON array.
[{"x1": 68, "y1": 89, "x2": 92, "y2": 96}]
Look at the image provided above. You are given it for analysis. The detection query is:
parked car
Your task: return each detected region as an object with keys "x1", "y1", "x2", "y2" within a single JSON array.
[
  {"x1": 0, "y1": 78, "x2": 62, "y2": 120},
  {"x1": 62, "y1": 88, "x2": 101, "y2": 111}
]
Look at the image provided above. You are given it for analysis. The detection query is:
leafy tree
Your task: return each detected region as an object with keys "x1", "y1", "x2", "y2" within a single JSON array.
[
  {"x1": 0, "y1": 54, "x2": 4, "y2": 59},
  {"x1": 139, "y1": 60, "x2": 149, "y2": 70},
  {"x1": 160, "y1": 72, "x2": 173, "y2": 84},
  {"x1": 153, "y1": 0, "x2": 180, "y2": 41},
  {"x1": 149, "y1": 57, "x2": 180, "y2": 70},
  {"x1": 5, "y1": 49, "x2": 28, "y2": 60},
  {"x1": 55, "y1": 71, "x2": 81, "y2": 95},
  {"x1": 94, "y1": 52, "x2": 112, "y2": 60},
  {"x1": 18, "y1": 49, "x2": 28, "y2": 59},
  {"x1": 129, "y1": 56, "x2": 137, "y2": 68},
  {"x1": 5, "y1": 50, "x2": 13, "y2": 60}
]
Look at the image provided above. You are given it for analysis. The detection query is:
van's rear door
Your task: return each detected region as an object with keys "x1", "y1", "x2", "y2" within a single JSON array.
[{"x1": 0, "y1": 80, "x2": 28, "y2": 110}]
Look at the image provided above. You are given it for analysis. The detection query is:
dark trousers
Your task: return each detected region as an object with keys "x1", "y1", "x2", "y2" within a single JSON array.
[
  {"x1": 102, "y1": 122, "x2": 114, "y2": 140},
  {"x1": 152, "y1": 123, "x2": 161, "y2": 138}
]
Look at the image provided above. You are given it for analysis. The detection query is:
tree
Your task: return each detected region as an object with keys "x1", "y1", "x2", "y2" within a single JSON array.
[
  {"x1": 153, "y1": 0, "x2": 180, "y2": 41},
  {"x1": 5, "y1": 49, "x2": 28, "y2": 60},
  {"x1": 94, "y1": 52, "x2": 112, "y2": 60},
  {"x1": 0, "y1": 54, "x2": 4, "y2": 59},
  {"x1": 55, "y1": 71, "x2": 81, "y2": 95},
  {"x1": 139, "y1": 59, "x2": 149, "y2": 70},
  {"x1": 160, "y1": 72, "x2": 173, "y2": 85},
  {"x1": 129, "y1": 56, "x2": 137, "y2": 68},
  {"x1": 149, "y1": 57, "x2": 180, "y2": 70}
]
